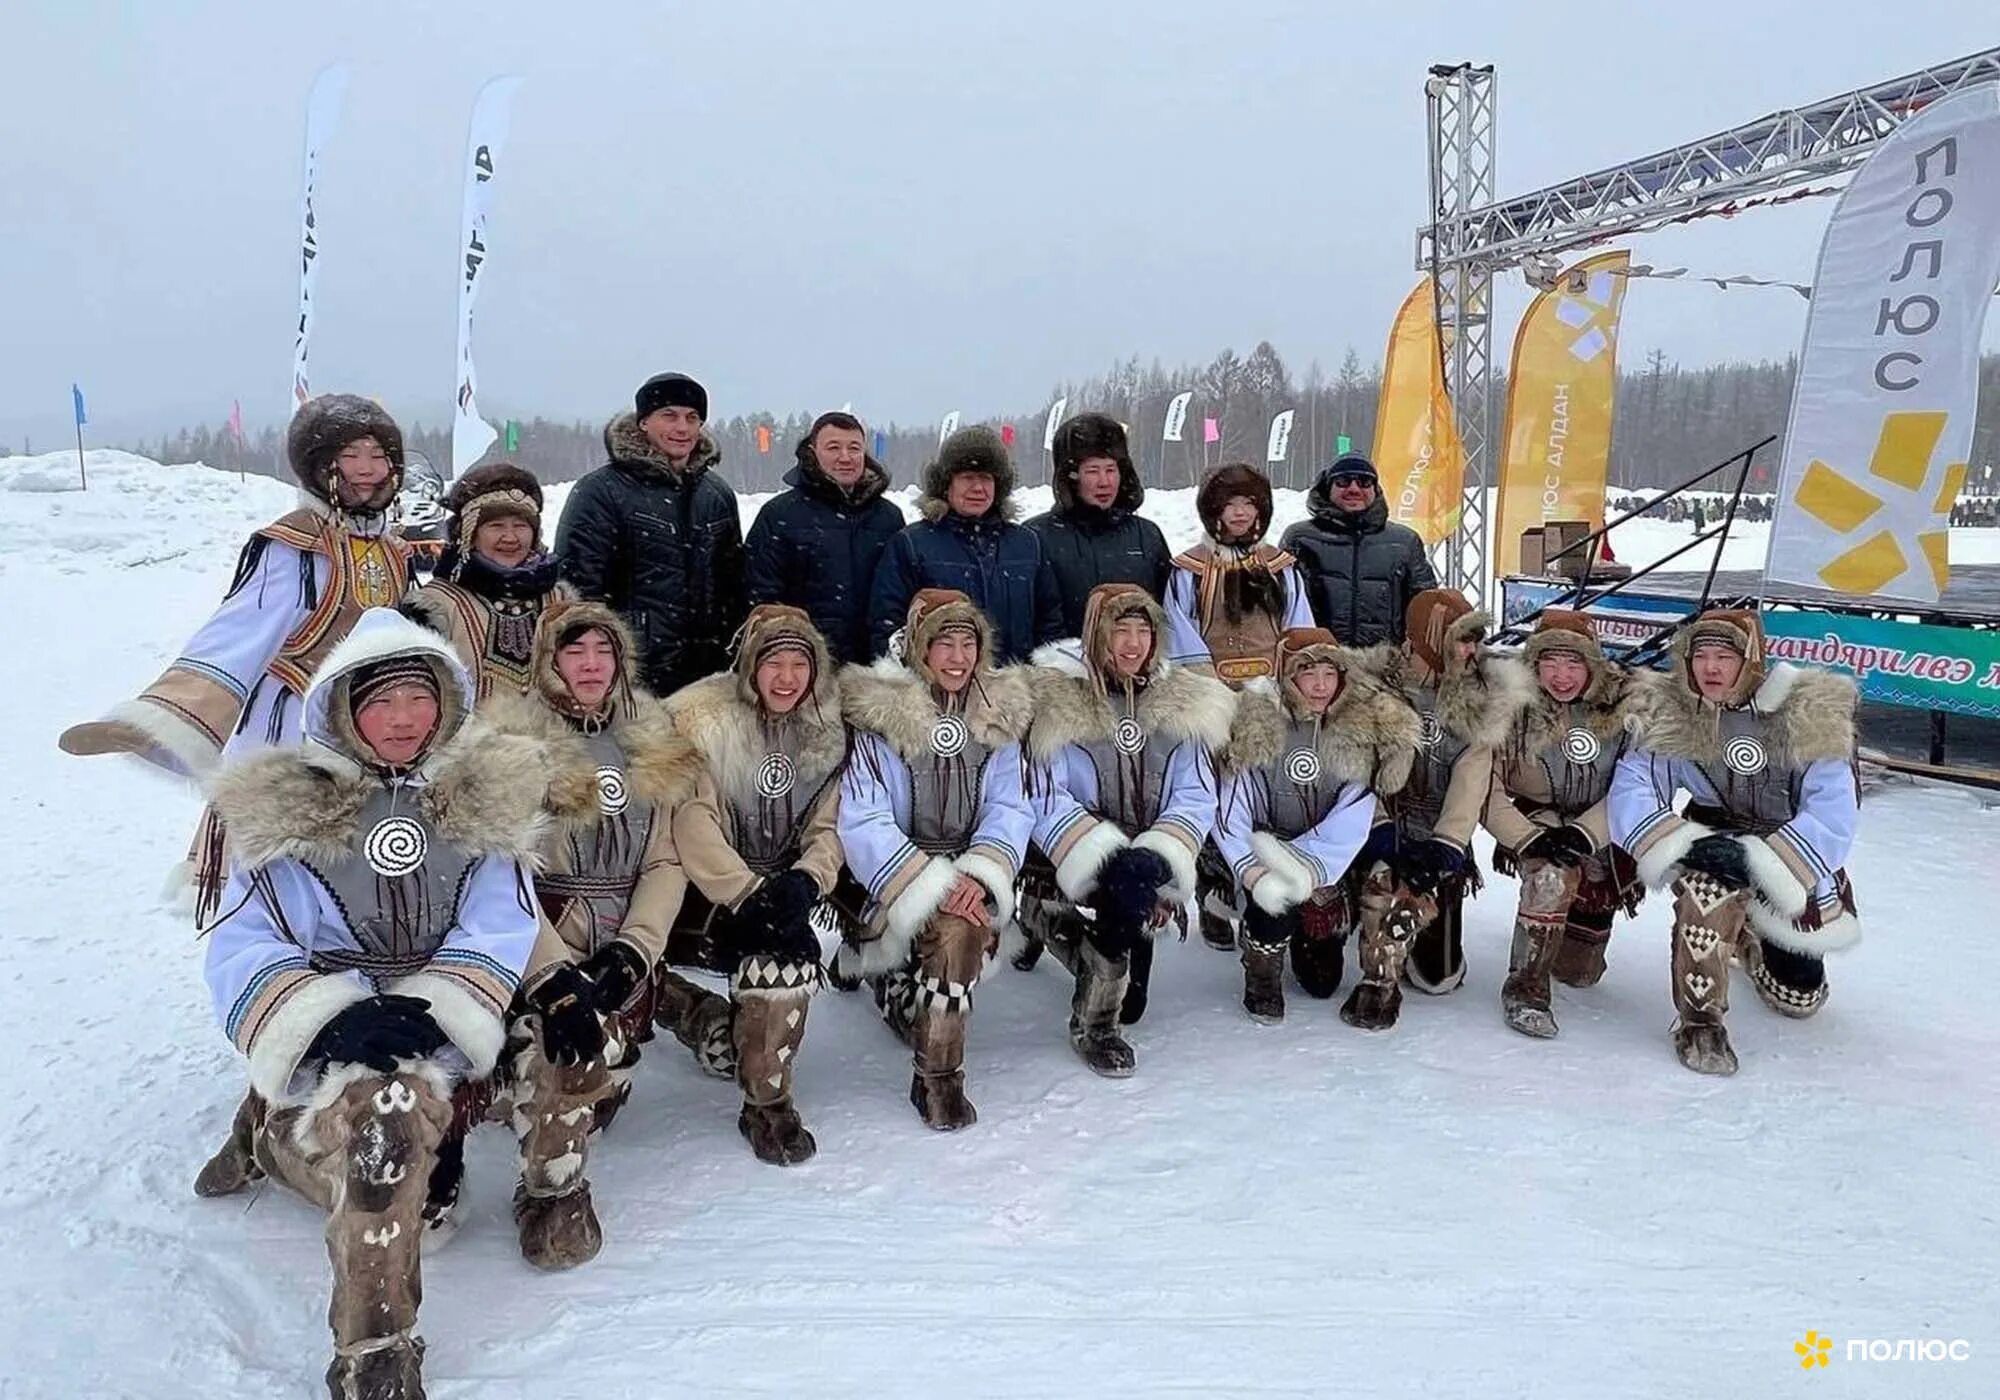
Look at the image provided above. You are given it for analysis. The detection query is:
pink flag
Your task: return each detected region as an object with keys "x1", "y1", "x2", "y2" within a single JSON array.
[
  {"x1": 228, "y1": 399, "x2": 245, "y2": 444},
  {"x1": 1203, "y1": 416, "x2": 1220, "y2": 444},
  {"x1": 1000, "y1": 423, "x2": 1017, "y2": 447}
]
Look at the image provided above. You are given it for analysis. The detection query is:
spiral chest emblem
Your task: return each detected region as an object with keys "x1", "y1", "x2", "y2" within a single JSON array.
[
  {"x1": 1113, "y1": 716, "x2": 1147, "y2": 755},
  {"x1": 755, "y1": 752, "x2": 796, "y2": 799},
  {"x1": 1283, "y1": 747, "x2": 1322, "y2": 785},
  {"x1": 1723, "y1": 735, "x2": 1768, "y2": 776},
  {"x1": 1418, "y1": 712, "x2": 1444, "y2": 752},
  {"x1": 364, "y1": 816, "x2": 428, "y2": 878},
  {"x1": 595, "y1": 766, "x2": 630, "y2": 815},
  {"x1": 929, "y1": 714, "x2": 968, "y2": 758},
  {"x1": 1562, "y1": 727, "x2": 1602, "y2": 766}
]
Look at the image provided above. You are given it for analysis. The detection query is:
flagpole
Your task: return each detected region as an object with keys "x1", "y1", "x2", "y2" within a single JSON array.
[{"x1": 75, "y1": 415, "x2": 87, "y2": 491}]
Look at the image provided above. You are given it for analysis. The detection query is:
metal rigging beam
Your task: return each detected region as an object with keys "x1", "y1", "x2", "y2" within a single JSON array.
[{"x1": 1418, "y1": 46, "x2": 2000, "y2": 271}]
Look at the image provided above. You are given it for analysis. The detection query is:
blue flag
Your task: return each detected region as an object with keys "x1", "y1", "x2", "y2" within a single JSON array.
[
  {"x1": 872, "y1": 428, "x2": 887, "y2": 459},
  {"x1": 72, "y1": 383, "x2": 87, "y2": 427}
]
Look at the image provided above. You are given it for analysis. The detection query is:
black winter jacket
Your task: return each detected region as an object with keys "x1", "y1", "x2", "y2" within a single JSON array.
[
  {"x1": 744, "y1": 451, "x2": 907, "y2": 664},
  {"x1": 1280, "y1": 483, "x2": 1439, "y2": 647},
  {"x1": 867, "y1": 506, "x2": 1064, "y2": 664},
  {"x1": 554, "y1": 414, "x2": 747, "y2": 696},
  {"x1": 1023, "y1": 457, "x2": 1172, "y2": 637}
]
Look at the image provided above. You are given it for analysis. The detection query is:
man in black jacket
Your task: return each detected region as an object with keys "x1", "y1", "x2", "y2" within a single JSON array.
[
  {"x1": 1281, "y1": 452, "x2": 1438, "y2": 647},
  {"x1": 744, "y1": 411, "x2": 907, "y2": 665},
  {"x1": 1025, "y1": 412, "x2": 1172, "y2": 637},
  {"x1": 554, "y1": 372, "x2": 747, "y2": 696}
]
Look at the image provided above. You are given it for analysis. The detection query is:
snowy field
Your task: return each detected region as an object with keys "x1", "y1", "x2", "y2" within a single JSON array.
[{"x1": 3, "y1": 451, "x2": 1998, "y2": 1399}]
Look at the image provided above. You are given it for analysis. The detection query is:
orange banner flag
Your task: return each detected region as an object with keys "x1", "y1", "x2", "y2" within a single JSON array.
[
  {"x1": 756, "y1": 424, "x2": 772, "y2": 454},
  {"x1": 1373, "y1": 278, "x2": 1465, "y2": 547}
]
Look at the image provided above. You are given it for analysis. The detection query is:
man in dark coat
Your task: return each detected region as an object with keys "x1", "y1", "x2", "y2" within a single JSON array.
[
  {"x1": 867, "y1": 425, "x2": 1063, "y2": 664},
  {"x1": 1024, "y1": 412, "x2": 1172, "y2": 637},
  {"x1": 744, "y1": 411, "x2": 907, "y2": 665},
  {"x1": 554, "y1": 372, "x2": 747, "y2": 696},
  {"x1": 1281, "y1": 452, "x2": 1438, "y2": 647}
]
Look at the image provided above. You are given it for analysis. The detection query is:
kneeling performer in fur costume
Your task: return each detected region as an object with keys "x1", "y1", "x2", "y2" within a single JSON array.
[
  {"x1": 836, "y1": 589, "x2": 1035, "y2": 1129},
  {"x1": 1021, "y1": 583, "x2": 1234, "y2": 1070},
  {"x1": 484, "y1": 595, "x2": 702, "y2": 1263},
  {"x1": 654, "y1": 604, "x2": 847, "y2": 1164},
  {"x1": 1214, "y1": 629, "x2": 1419, "y2": 1023},
  {"x1": 1363, "y1": 588, "x2": 1530, "y2": 1027},
  {"x1": 1484, "y1": 611, "x2": 1648, "y2": 1039},
  {"x1": 1610, "y1": 609, "x2": 1860, "y2": 1076},
  {"x1": 192, "y1": 608, "x2": 543, "y2": 1400}
]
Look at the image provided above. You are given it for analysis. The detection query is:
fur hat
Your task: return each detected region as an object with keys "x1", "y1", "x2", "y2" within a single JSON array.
[
  {"x1": 921, "y1": 425, "x2": 1016, "y2": 518},
  {"x1": 286, "y1": 394, "x2": 405, "y2": 505},
  {"x1": 1319, "y1": 451, "x2": 1379, "y2": 487},
  {"x1": 532, "y1": 594, "x2": 643, "y2": 720},
  {"x1": 1197, "y1": 463, "x2": 1274, "y2": 544},
  {"x1": 1523, "y1": 609, "x2": 1602, "y2": 666},
  {"x1": 635, "y1": 372, "x2": 707, "y2": 422},
  {"x1": 1051, "y1": 412, "x2": 1141, "y2": 513},
  {"x1": 1080, "y1": 582, "x2": 1165, "y2": 686},
  {"x1": 1676, "y1": 607, "x2": 1766, "y2": 707},
  {"x1": 733, "y1": 603, "x2": 836, "y2": 710},
  {"x1": 904, "y1": 588, "x2": 994, "y2": 687},
  {"x1": 444, "y1": 461, "x2": 543, "y2": 552},
  {"x1": 1405, "y1": 588, "x2": 1484, "y2": 675}
]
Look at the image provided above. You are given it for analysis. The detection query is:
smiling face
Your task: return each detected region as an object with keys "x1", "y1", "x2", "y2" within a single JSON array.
[
  {"x1": 946, "y1": 471, "x2": 996, "y2": 519},
  {"x1": 814, "y1": 425, "x2": 868, "y2": 489},
  {"x1": 1536, "y1": 651, "x2": 1591, "y2": 703},
  {"x1": 1075, "y1": 456, "x2": 1122, "y2": 510},
  {"x1": 354, "y1": 682, "x2": 439, "y2": 767},
  {"x1": 1691, "y1": 641, "x2": 1745, "y2": 702},
  {"x1": 472, "y1": 513, "x2": 535, "y2": 569},
  {"x1": 926, "y1": 631, "x2": 980, "y2": 694},
  {"x1": 1106, "y1": 615, "x2": 1154, "y2": 680},
  {"x1": 1291, "y1": 661, "x2": 1342, "y2": 712},
  {"x1": 641, "y1": 404, "x2": 703, "y2": 462},
  {"x1": 756, "y1": 649, "x2": 812, "y2": 714},
  {"x1": 1218, "y1": 494, "x2": 1261, "y2": 543},
  {"x1": 333, "y1": 436, "x2": 397, "y2": 512},
  {"x1": 556, "y1": 629, "x2": 619, "y2": 710},
  {"x1": 1329, "y1": 471, "x2": 1377, "y2": 514}
]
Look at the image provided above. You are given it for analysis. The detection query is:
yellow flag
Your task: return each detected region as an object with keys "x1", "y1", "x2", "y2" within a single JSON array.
[
  {"x1": 1373, "y1": 278, "x2": 1465, "y2": 546},
  {"x1": 1495, "y1": 250, "x2": 1630, "y2": 574}
]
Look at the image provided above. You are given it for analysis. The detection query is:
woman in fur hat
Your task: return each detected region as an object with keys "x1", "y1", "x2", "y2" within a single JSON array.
[
  {"x1": 1484, "y1": 611, "x2": 1648, "y2": 1039},
  {"x1": 1163, "y1": 463, "x2": 1315, "y2": 954},
  {"x1": 1354, "y1": 588, "x2": 1532, "y2": 1030},
  {"x1": 60, "y1": 393, "x2": 417, "y2": 922},
  {"x1": 476, "y1": 594, "x2": 703, "y2": 1265},
  {"x1": 835, "y1": 589, "x2": 1037, "y2": 1130},
  {"x1": 650, "y1": 604, "x2": 848, "y2": 1165},
  {"x1": 1018, "y1": 583, "x2": 1235, "y2": 1071},
  {"x1": 412, "y1": 460, "x2": 564, "y2": 700},
  {"x1": 1213, "y1": 629, "x2": 1420, "y2": 1023},
  {"x1": 190, "y1": 607, "x2": 544, "y2": 1400},
  {"x1": 1610, "y1": 609, "x2": 1860, "y2": 1075}
]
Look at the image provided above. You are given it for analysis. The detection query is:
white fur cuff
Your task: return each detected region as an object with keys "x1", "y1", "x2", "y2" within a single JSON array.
[
  {"x1": 1054, "y1": 821, "x2": 1130, "y2": 903},
  {"x1": 1134, "y1": 828, "x2": 1198, "y2": 905},
  {"x1": 856, "y1": 855, "x2": 959, "y2": 976},
  {"x1": 246, "y1": 973, "x2": 374, "y2": 1105},
  {"x1": 1250, "y1": 833, "x2": 1314, "y2": 914},
  {"x1": 1736, "y1": 835, "x2": 1810, "y2": 919},
  {"x1": 1748, "y1": 899, "x2": 1862, "y2": 957},
  {"x1": 1633, "y1": 818, "x2": 1714, "y2": 891},
  {"x1": 955, "y1": 851, "x2": 1017, "y2": 929},
  {"x1": 390, "y1": 971, "x2": 508, "y2": 1080}
]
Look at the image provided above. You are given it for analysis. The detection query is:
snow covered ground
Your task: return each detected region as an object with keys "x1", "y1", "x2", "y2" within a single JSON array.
[{"x1": 4, "y1": 452, "x2": 1998, "y2": 1399}]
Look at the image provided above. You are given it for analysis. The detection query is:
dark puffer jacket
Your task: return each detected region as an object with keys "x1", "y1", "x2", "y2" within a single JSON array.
[
  {"x1": 1024, "y1": 415, "x2": 1172, "y2": 636},
  {"x1": 554, "y1": 413, "x2": 747, "y2": 696},
  {"x1": 744, "y1": 447, "x2": 907, "y2": 665},
  {"x1": 1280, "y1": 461, "x2": 1439, "y2": 647},
  {"x1": 866, "y1": 426, "x2": 1063, "y2": 664}
]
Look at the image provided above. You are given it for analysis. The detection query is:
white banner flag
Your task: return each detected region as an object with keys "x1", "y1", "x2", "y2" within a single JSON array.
[
  {"x1": 291, "y1": 65, "x2": 348, "y2": 416},
  {"x1": 452, "y1": 75, "x2": 523, "y2": 477},
  {"x1": 938, "y1": 410, "x2": 961, "y2": 445},
  {"x1": 1163, "y1": 390, "x2": 1192, "y2": 442},
  {"x1": 1766, "y1": 84, "x2": 2000, "y2": 603},
  {"x1": 1266, "y1": 408, "x2": 1296, "y2": 463},
  {"x1": 1043, "y1": 396, "x2": 1068, "y2": 451}
]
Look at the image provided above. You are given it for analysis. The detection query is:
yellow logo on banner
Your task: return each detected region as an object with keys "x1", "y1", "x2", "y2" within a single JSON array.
[
  {"x1": 1792, "y1": 411, "x2": 1963, "y2": 594},
  {"x1": 1793, "y1": 1331, "x2": 1834, "y2": 1370}
]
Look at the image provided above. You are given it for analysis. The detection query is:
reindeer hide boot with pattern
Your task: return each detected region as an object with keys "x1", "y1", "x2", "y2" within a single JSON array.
[
  {"x1": 1239, "y1": 903, "x2": 1291, "y2": 1023},
  {"x1": 732, "y1": 954, "x2": 822, "y2": 1164},
  {"x1": 499, "y1": 1014, "x2": 618, "y2": 1271},
  {"x1": 193, "y1": 1090, "x2": 268, "y2": 1197},
  {"x1": 653, "y1": 967, "x2": 739, "y2": 1081},
  {"x1": 1669, "y1": 871, "x2": 1744, "y2": 1075},
  {"x1": 1502, "y1": 857, "x2": 1581, "y2": 1039},
  {"x1": 907, "y1": 914, "x2": 987, "y2": 1130},
  {"x1": 1340, "y1": 866, "x2": 1435, "y2": 1031}
]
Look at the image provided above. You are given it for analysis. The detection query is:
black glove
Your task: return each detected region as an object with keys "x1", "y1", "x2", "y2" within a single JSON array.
[
  {"x1": 1520, "y1": 824, "x2": 1594, "y2": 868},
  {"x1": 530, "y1": 965, "x2": 607, "y2": 1067},
  {"x1": 1093, "y1": 846, "x2": 1173, "y2": 925},
  {"x1": 1399, "y1": 839, "x2": 1466, "y2": 895},
  {"x1": 305, "y1": 994, "x2": 448, "y2": 1074},
  {"x1": 739, "y1": 869, "x2": 821, "y2": 932},
  {"x1": 1678, "y1": 834, "x2": 1751, "y2": 890},
  {"x1": 578, "y1": 939, "x2": 649, "y2": 1014},
  {"x1": 1355, "y1": 821, "x2": 1398, "y2": 872}
]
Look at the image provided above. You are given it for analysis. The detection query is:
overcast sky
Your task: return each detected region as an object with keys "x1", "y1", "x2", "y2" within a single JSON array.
[{"x1": 5, "y1": 0, "x2": 1998, "y2": 447}]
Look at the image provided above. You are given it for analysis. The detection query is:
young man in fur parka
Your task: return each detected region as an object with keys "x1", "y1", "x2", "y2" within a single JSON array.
[
  {"x1": 1609, "y1": 608, "x2": 1861, "y2": 1076},
  {"x1": 651, "y1": 604, "x2": 849, "y2": 1165},
  {"x1": 1213, "y1": 628, "x2": 1421, "y2": 1024},
  {"x1": 477, "y1": 594, "x2": 704, "y2": 1265},
  {"x1": 835, "y1": 588, "x2": 1037, "y2": 1130},
  {"x1": 1484, "y1": 611, "x2": 1649, "y2": 1040},
  {"x1": 61, "y1": 394, "x2": 417, "y2": 922},
  {"x1": 1355, "y1": 587, "x2": 1533, "y2": 1029},
  {"x1": 190, "y1": 607, "x2": 543, "y2": 1400},
  {"x1": 1019, "y1": 583, "x2": 1236, "y2": 1073}
]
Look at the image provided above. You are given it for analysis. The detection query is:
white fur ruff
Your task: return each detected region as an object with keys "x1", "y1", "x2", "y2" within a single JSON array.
[
  {"x1": 1054, "y1": 821, "x2": 1131, "y2": 903},
  {"x1": 1735, "y1": 834, "x2": 1810, "y2": 919},
  {"x1": 1748, "y1": 899, "x2": 1863, "y2": 956},
  {"x1": 247, "y1": 974, "x2": 374, "y2": 1104},
  {"x1": 1634, "y1": 818, "x2": 1713, "y2": 891},
  {"x1": 1249, "y1": 833, "x2": 1314, "y2": 914},
  {"x1": 856, "y1": 855, "x2": 960, "y2": 976},
  {"x1": 390, "y1": 971, "x2": 507, "y2": 1080},
  {"x1": 1134, "y1": 828, "x2": 1198, "y2": 905}
]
